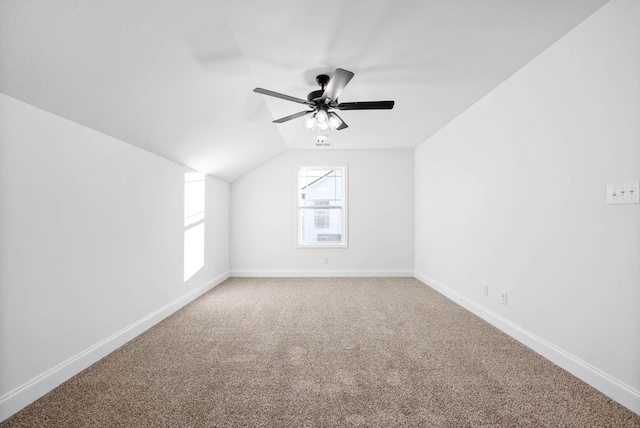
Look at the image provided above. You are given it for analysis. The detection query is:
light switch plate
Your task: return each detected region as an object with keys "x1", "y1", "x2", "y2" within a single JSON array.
[{"x1": 607, "y1": 181, "x2": 639, "y2": 205}]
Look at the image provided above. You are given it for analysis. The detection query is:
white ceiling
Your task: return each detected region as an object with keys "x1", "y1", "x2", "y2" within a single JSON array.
[{"x1": 0, "y1": 0, "x2": 608, "y2": 182}]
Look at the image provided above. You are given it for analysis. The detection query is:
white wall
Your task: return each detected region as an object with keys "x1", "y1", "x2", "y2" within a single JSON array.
[
  {"x1": 0, "y1": 94, "x2": 230, "y2": 420},
  {"x1": 414, "y1": 0, "x2": 640, "y2": 413},
  {"x1": 231, "y1": 149, "x2": 413, "y2": 276}
]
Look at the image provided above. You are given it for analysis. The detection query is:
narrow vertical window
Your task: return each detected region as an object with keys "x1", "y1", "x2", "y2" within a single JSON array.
[
  {"x1": 184, "y1": 173, "x2": 205, "y2": 282},
  {"x1": 297, "y1": 166, "x2": 348, "y2": 248}
]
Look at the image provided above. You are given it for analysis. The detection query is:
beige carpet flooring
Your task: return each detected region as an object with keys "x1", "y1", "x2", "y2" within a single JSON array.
[{"x1": 2, "y1": 277, "x2": 639, "y2": 427}]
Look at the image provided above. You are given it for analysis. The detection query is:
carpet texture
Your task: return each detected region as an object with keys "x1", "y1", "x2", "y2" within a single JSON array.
[{"x1": 2, "y1": 277, "x2": 639, "y2": 427}]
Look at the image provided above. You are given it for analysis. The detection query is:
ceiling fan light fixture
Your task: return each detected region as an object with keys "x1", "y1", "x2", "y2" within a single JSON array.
[
  {"x1": 304, "y1": 116, "x2": 317, "y2": 129},
  {"x1": 328, "y1": 112, "x2": 342, "y2": 129},
  {"x1": 315, "y1": 109, "x2": 328, "y2": 123},
  {"x1": 317, "y1": 121, "x2": 330, "y2": 132}
]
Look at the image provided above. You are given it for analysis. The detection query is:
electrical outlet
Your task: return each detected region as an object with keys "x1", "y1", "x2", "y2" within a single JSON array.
[
  {"x1": 483, "y1": 283, "x2": 489, "y2": 296},
  {"x1": 500, "y1": 291, "x2": 507, "y2": 305},
  {"x1": 607, "y1": 181, "x2": 640, "y2": 205},
  {"x1": 323, "y1": 256, "x2": 329, "y2": 264}
]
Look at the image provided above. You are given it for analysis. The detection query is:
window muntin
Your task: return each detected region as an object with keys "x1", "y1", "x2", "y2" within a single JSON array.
[{"x1": 297, "y1": 166, "x2": 347, "y2": 248}]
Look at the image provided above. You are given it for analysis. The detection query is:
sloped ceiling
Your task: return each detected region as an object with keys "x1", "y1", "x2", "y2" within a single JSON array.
[{"x1": 0, "y1": 0, "x2": 608, "y2": 182}]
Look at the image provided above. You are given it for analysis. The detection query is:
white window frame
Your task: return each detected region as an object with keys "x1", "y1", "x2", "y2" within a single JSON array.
[{"x1": 296, "y1": 165, "x2": 348, "y2": 249}]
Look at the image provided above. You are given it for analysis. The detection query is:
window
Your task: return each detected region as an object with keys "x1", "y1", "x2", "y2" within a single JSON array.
[
  {"x1": 184, "y1": 173, "x2": 205, "y2": 282},
  {"x1": 297, "y1": 166, "x2": 347, "y2": 248}
]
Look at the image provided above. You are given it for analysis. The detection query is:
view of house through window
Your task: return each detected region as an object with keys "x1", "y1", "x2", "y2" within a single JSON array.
[
  {"x1": 297, "y1": 166, "x2": 347, "y2": 247},
  {"x1": 184, "y1": 173, "x2": 205, "y2": 282}
]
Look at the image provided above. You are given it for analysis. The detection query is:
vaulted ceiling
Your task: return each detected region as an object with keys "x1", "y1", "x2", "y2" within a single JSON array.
[{"x1": 0, "y1": 0, "x2": 608, "y2": 181}]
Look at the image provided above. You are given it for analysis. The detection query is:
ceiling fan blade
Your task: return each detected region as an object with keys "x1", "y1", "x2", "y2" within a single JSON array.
[
  {"x1": 273, "y1": 110, "x2": 314, "y2": 123},
  {"x1": 336, "y1": 101, "x2": 395, "y2": 110},
  {"x1": 331, "y1": 112, "x2": 348, "y2": 130},
  {"x1": 254, "y1": 88, "x2": 313, "y2": 106},
  {"x1": 322, "y1": 68, "x2": 354, "y2": 102}
]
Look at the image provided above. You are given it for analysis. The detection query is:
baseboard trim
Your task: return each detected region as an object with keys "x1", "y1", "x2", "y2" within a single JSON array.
[
  {"x1": 0, "y1": 271, "x2": 231, "y2": 422},
  {"x1": 231, "y1": 269, "x2": 414, "y2": 277},
  {"x1": 414, "y1": 271, "x2": 640, "y2": 416}
]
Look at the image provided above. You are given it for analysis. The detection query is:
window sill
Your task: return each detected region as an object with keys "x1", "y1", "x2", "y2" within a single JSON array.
[{"x1": 296, "y1": 242, "x2": 349, "y2": 249}]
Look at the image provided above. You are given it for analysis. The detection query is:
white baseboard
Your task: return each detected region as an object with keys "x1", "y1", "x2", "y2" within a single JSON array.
[
  {"x1": 0, "y1": 271, "x2": 231, "y2": 423},
  {"x1": 231, "y1": 269, "x2": 414, "y2": 277},
  {"x1": 414, "y1": 271, "x2": 640, "y2": 416}
]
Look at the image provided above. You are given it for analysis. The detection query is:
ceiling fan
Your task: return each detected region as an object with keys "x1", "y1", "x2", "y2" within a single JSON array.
[{"x1": 253, "y1": 68, "x2": 394, "y2": 133}]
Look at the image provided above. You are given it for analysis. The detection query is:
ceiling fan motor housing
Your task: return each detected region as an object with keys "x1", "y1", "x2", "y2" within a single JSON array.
[
  {"x1": 316, "y1": 74, "x2": 330, "y2": 88},
  {"x1": 307, "y1": 89, "x2": 324, "y2": 102}
]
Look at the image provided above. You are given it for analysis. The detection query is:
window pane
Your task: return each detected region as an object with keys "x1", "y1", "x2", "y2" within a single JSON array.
[
  {"x1": 300, "y1": 207, "x2": 342, "y2": 243},
  {"x1": 300, "y1": 170, "x2": 342, "y2": 207},
  {"x1": 184, "y1": 222, "x2": 204, "y2": 282},
  {"x1": 184, "y1": 172, "x2": 205, "y2": 282},
  {"x1": 185, "y1": 173, "x2": 205, "y2": 227},
  {"x1": 187, "y1": 181, "x2": 204, "y2": 216}
]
